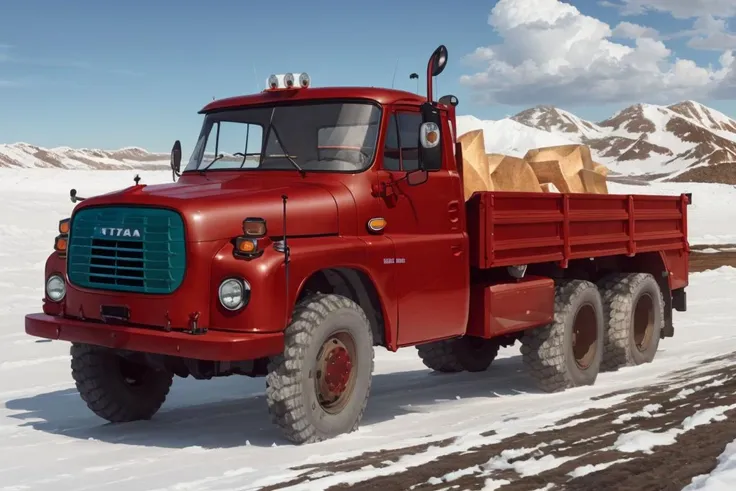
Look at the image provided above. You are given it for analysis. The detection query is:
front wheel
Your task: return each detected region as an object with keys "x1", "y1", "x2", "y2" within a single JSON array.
[
  {"x1": 266, "y1": 294, "x2": 374, "y2": 444},
  {"x1": 71, "y1": 343, "x2": 173, "y2": 422}
]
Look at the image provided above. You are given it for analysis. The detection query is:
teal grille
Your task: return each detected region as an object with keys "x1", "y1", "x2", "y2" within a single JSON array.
[{"x1": 67, "y1": 206, "x2": 186, "y2": 294}]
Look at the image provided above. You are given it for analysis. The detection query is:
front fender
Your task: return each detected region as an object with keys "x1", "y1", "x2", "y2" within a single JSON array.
[
  {"x1": 209, "y1": 239, "x2": 289, "y2": 333},
  {"x1": 210, "y1": 236, "x2": 393, "y2": 337}
]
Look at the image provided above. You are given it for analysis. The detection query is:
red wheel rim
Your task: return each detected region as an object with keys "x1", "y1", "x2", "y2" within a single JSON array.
[{"x1": 314, "y1": 332, "x2": 357, "y2": 414}]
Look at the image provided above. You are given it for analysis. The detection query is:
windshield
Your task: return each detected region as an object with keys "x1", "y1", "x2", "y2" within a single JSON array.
[{"x1": 184, "y1": 102, "x2": 381, "y2": 173}]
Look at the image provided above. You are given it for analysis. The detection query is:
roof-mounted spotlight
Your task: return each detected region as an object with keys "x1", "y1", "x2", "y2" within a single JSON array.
[
  {"x1": 283, "y1": 73, "x2": 295, "y2": 88},
  {"x1": 299, "y1": 72, "x2": 310, "y2": 88},
  {"x1": 267, "y1": 74, "x2": 279, "y2": 90}
]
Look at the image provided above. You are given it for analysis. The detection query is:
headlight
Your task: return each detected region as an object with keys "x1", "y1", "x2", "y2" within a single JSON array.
[
  {"x1": 218, "y1": 278, "x2": 250, "y2": 311},
  {"x1": 46, "y1": 274, "x2": 66, "y2": 302}
]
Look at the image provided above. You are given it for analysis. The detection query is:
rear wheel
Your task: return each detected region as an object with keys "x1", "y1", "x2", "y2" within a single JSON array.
[
  {"x1": 520, "y1": 280, "x2": 604, "y2": 392},
  {"x1": 598, "y1": 273, "x2": 663, "y2": 372},
  {"x1": 266, "y1": 293, "x2": 374, "y2": 444},
  {"x1": 416, "y1": 337, "x2": 500, "y2": 373},
  {"x1": 71, "y1": 343, "x2": 173, "y2": 422}
]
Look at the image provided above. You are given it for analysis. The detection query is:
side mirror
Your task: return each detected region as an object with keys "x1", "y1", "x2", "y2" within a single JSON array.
[
  {"x1": 425, "y1": 45, "x2": 448, "y2": 103},
  {"x1": 406, "y1": 169, "x2": 428, "y2": 186},
  {"x1": 438, "y1": 94, "x2": 459, "y2": 107},
  {"x1": 170, "y1": 140, "x2": 182, "y2": 180},
  {"x1": 429, "y1": 45, "x2": 448, "y2": 77},
  {"x1": 417, "y1": 102, "x2": 442, "y2": 173}
]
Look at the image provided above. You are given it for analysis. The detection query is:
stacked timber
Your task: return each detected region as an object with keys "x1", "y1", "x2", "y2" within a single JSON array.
[{"x1": 458, "y1": 129, "x2": 610, "y2": 201}]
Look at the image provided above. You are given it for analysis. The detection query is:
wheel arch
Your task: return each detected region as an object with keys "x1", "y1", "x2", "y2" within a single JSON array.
[
  {"x1": 527, "y1": 251, "x2": 676, "y2": 338},
  {"x1": 296, "y1": 267, "x2": 388, "y2": 348}
]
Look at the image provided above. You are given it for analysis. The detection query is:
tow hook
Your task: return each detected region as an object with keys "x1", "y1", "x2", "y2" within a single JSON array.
[{"x1": 184, "y1": 312, "x2": 207, "y2": 335}]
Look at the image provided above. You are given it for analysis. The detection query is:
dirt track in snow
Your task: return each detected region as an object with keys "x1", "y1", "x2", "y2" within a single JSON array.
[
  {"x1": 690, "y1": 244, "x2": 736, "y2": 272},
  {"x1": 260, "y1": 248, "x2": 736, "y2": 491}
]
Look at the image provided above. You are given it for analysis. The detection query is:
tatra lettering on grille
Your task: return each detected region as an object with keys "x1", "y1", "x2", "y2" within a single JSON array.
[
  {"x1": 67, "y1": 207, "x2": 186, "y2": 294},
  {"x1": 95, "y1": 227, "x2": 142, "y2": 238}
]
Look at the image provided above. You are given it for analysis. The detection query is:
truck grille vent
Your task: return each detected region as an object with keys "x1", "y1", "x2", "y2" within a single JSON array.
[{"x1": 67, "y1": 206, "x2": 186, "y2": 294}]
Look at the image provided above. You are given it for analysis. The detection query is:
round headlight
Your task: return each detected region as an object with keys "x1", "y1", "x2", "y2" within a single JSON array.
[
  {"x1": 218, "y1": 278, "x2": 250, "y2": 311},
  {"x1": 46, "y1": 274, "x2": 66, "y2": 302}
]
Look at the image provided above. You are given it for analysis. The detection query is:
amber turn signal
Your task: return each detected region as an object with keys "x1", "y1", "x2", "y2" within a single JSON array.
[
  {"x1": 236, "y1": 237, "x2": 257, "y2": 254},
  {"x1": 367, "y1": 217, "x2": 387, "y2": 233},
  {"x1": 54, "y1": 235, "x2": 68, "y2": 252},
  {"x1": 58, "y1": 218, "x2": 70, "y2": 235},
  {"x1": 243, "y1": 217, "x2": 267, "y2": 237}
]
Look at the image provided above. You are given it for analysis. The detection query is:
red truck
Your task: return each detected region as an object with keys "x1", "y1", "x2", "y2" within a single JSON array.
[{"x1": 26, "y1": 46, "x2": 690, "y2": 444}]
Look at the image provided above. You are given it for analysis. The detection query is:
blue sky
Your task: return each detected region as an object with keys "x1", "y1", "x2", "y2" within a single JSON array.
[{"x1": 1, "y1": 0, "x2": 735, "y2": 151}]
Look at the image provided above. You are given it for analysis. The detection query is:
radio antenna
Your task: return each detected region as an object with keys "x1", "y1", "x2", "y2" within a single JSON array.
[
  {"x1": 390, "y1": 57, "x2": 399, "y2": 88},
  {"x1": 281, "y1": 195, "x2": 291, "y2": 315}
]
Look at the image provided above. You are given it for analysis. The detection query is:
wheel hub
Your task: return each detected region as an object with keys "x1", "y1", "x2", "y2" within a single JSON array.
[
  {"x1": 323, "y1": 345, "x2": 352, "y2": 394},
  {"x1": 572, "y1": 303, "x2": 598, "y2": 370},
  {"x1": 315, "y1": 335, "x2": 356, "y2": 413},
  {"x1": 633, "y1": 293, "x2": 655, "y2": 352}
]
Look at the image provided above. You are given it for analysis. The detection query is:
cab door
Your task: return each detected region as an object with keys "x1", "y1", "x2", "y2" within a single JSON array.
[{"x1": 376, "y1": 106, "x2": 469, "y2": 346}]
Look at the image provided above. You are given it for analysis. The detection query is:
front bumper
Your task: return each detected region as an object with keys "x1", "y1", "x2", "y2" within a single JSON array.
[{"x1": 25, "y1": 313, "x2": 284, "y2": 362}]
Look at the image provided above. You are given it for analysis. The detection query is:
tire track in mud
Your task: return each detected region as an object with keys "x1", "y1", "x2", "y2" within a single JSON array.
[
  {"x1": 690, "y1": 244, "x2": 736, "y2": 272},
  {"x1": 260, "y1": 352, "x2": 736, "y2": 491}
]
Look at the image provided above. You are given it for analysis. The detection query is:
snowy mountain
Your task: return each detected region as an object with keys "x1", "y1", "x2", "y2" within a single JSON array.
[
  {"x1": 0, "y1": 143, "x2": 169, "y2": 170},
  {"x1": 499, "y1": 100, "x2": 736, "y2": 180},
  {"x1": 510, "y1": 105, "x2": 607, "y2": 141},
  {"x1": 455, "y1": 115, "x2": 577, "y2": 157},
  {"x1": 2, "y1": 99, "x2": 735, "y2": 182}
]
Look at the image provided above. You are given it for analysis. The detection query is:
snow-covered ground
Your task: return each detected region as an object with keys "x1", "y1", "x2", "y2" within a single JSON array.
[{"x1": 1, "y1": 169, "x2": 735, "y2": 490}]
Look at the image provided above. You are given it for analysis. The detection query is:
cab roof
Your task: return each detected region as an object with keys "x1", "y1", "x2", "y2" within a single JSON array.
[{"x1": 200, "y1": 86, "x2": 427, "y2": 113}]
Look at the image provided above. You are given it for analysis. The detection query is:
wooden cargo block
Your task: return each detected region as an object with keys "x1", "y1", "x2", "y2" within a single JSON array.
[
  {"x1": 456, "y1": 129, "x2": 609, "y2": 199},
  {"x1": 593, "y1": 161, "x2": 609, "y2": 177},
  {"x1": 526, "y1": 159, "x2": 584, "y2": 193},
  {"x1": 459, "y1": 130, "x2": 493, "y2": 200},
  {"x1": 488, "y1": 154, "x2": 541, "y2": 192},
  {"x1": 540, "y1": 182, "x2": 561, "y2": 193},
  {"x1": 524, "y1": 144, "x2": 595, "y2": 171},
  {"x1": 579, "y1": 168, "x2": 609, "y2": 194}
]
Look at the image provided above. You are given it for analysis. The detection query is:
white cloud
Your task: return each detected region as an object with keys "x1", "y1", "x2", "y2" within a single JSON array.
[
  {"x1": 612, "y1": 21, "x2": 660, "y2": 40},
  {"x1": 459, "y1": 0, "x2": 736, "y2": 105},
  {"x1": 606, "y1": 0, "x2": 736, "y2": 19},
  {"x1": 604, "y1": 0, "x2": 736, "y2": 52},
  {"x1": 687, "y1": 16, "x2": 736, "y2": 50}
]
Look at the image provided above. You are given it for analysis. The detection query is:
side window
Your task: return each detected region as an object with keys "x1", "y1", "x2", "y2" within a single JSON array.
[
  {"x1": 204, "y1": 122, "x2": 263, "y2": 169},
  {"x1": 397, "y1": 112, "x2": 421, "y2": 172},
  {"x1": 382, "y1": 112, "x2": 432, "y2": 171}
]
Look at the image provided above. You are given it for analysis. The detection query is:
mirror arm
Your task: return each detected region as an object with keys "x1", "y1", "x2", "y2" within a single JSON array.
[{"x1": 426, "y1": 59, "x2": 434, "y2": 103}]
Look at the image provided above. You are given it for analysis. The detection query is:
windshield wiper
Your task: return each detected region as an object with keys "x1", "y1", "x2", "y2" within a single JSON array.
[
  {"x1": 198, "y1": 153, "x2": 224, "y2": 174},
  {"x1": 263, "y1": 108, "x2": 306, "y2": 177}
]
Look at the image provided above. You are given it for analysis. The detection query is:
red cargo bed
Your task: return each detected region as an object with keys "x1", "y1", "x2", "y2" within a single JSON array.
[{"x1": 466, "y1": 191, "x2": 690, "y2": 270}]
